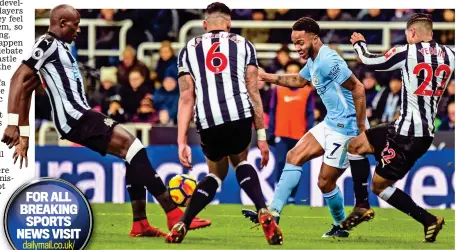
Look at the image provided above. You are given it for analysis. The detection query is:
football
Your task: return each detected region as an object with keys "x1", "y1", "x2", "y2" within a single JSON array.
[{"x1": 168, "y1": 174, "x2": 197, "y2": 207}]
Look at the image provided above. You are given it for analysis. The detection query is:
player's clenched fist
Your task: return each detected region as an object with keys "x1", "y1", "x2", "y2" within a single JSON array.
[
  {"x1": 350, "y1": 32, "x2": 366, "y2": 45},
  {"x1": 1, "y1": 125, "x2": 20, "y2": 149}
]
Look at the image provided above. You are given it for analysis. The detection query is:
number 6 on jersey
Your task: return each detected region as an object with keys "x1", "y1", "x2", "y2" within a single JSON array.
[{"x1": 206, "y1": 42, "x2": 228, "y2": 73}]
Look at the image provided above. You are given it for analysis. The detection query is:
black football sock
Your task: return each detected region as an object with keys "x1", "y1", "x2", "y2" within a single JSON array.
[
  {"x1": 182, "y1": 174, "x2": 220, "y2": 227},
  {"x1": 379, "y1": 186, "x2": 436, "y2": 226},
  {"x1": 126, "y1": 163, "x2": 147, "y2": 220},
  {"x1": 350, "y1": 158, "x2": 371, "y2": 208},
  {"x1": 127, "y1": 147, "x2": 176, "y2": 213},
  {"x1": 235, "y1": 163, "x2": 267, "y2": 211}
]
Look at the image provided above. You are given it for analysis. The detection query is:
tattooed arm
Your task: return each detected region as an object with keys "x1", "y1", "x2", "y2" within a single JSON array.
[
  {"x1": 246, "y1": 65, "x2": 265, "y2": 131},
  {"x1": 177, "y1": 74, "x2": 195, "y2": 145},
  {"x1": 246, "y1": 65, "x2": 270, "y2": 168},
  {"x1": 341, "y1": 74, "x2": 367, "y2": 133},
  {"x1": 259, "y1": 67, "x2": 310, "y2": 88},
  {"x1": 176, "y1": 74, "x2": 196, "y2": 168}
]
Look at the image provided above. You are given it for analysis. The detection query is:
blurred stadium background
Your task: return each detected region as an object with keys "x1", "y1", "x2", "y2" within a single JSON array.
[
  {"x1": 34, "y1": 9, "x2": 455, "y2": 145},
  {"x1": 33, "y1": 8, "x2": 454, "y2": 208}
]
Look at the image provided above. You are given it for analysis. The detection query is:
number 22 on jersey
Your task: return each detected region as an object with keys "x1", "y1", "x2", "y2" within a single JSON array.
[
  {"x1": 413, "y1": 62, "x2": 451, "y2": 97},
  {"x1": 206, "y1": 42, "x2": 228, "y2": 73}
]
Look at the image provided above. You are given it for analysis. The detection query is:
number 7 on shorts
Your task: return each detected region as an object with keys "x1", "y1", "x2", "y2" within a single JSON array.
[{"x1": 330, "y1": 143, "x2": 341, "y2": 157}]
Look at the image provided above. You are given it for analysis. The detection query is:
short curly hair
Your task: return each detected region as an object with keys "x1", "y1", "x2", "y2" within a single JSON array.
[
  {"x1": 292, "y1": 17, "x2": 320, "y2": 36},
  {"x1": 205, "y1": 2, "x2": 231, "y2": 16}
]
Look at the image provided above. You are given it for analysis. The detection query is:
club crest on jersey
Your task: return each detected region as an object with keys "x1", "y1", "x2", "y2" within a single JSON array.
[
  {"x1": 32, "y1": 48, "x2": 44, "y2": 60},
  {"x1": 104, "y1": 118, "x2": 115, "y2": 127},
  {"x1": 312, "y1": 75, "x2": 319, "y2": 85}
]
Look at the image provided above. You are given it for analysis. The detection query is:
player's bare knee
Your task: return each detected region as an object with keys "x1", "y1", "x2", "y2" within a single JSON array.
[
  {"x1": 110, "y1": 126, "x2": 137, "y2": 159},
  {"x1": 370, "y1": 181, "x2": 383, "y2": 196},
  {"x1": 229, "y1": 150, "x2": 248, "y2": 167},
  {"x1": 213, "y1": 172, "x2": 227, "y2": 182},
  {"x1": 119, "y1": 137, "x2": 136, "y2": 159},
  {"x1": 317, "y1": 176, "x2": 333, "y2": 193},
  {"x1": 286, "y1": 148, "x2": 304, "y2": 166}
]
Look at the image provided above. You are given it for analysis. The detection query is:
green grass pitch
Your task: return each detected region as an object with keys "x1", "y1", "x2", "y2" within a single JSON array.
[{"x1": 88, "y1": 204, "x2": 454, "y2": 249}]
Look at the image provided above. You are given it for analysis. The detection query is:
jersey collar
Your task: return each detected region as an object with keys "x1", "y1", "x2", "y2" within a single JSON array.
[
  {"x1": 47, "y1": 31, "x2": 60, "y2": 39},
  {"x1": 312, "y1": 44, "x2": 326, "y2": 62},
  {"x1": 47, "y1": 31, "x2": 70, "y2": 50},
  {"x1": 208, "y1": 29, "x2": 225, "y2": 33},
  {"x1": 422, "y1": 39, "x2": 436, "y2": 44}
]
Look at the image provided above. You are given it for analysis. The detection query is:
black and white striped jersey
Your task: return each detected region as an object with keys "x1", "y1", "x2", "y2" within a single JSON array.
[
  {"x1": 178, "y1": 30, "x2": 256, "y2": 131},
  {"x1": 23, "y1": 32, "x2": 90, "y2": 137},
  {"x1": 354, "y1": 40, "x2": 455, "y2": 137}
]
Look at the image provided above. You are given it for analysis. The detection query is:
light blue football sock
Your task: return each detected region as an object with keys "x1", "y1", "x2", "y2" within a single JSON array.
[
  {"x1": 269, "y1": 163, "x2": 302, "y2": 214},
  {"x1": 323, "y1": 185, "x2": 346, "y2": 226}
]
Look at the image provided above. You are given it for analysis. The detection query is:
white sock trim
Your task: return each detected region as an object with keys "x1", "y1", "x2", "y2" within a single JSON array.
[
  {"x1": 206, "y1": 173, "x2": 222, "y2": 188},
  {"x1": 125, "y1": 138, "x2": 145, "y2": 164},
  {"x1": 235, "y1": 160, "x2": 249, "y2": 169},
  {"x1": 379, "y1": 186, "x2": 396, "y2": 201}
]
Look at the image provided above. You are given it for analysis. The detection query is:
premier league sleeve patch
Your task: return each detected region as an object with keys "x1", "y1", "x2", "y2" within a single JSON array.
[{"x1": 31, "y1": 48, "x2": 44, "y2": 60}]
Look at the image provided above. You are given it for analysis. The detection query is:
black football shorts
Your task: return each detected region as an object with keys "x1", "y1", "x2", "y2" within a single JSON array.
[
  {"x1": 199, "y1": 117, "x2": 253, "y2": 162},
  {"x1": 63, "y1": 109, "x2": 119, "y2": 156},
  {"x1": 365, "y1": 122, "x2": 433, "y2": 181}
]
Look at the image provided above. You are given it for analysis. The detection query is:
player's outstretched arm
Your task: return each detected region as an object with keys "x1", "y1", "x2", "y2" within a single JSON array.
[
  {"x1": 342, "y1": 74, "x2": 367, "y2": 133},
  {"x1": 351, "y1": 32, "x2": 407, "y2": 72},
  {"x1": 3, "y1": 36, "x2": 54, "y2": 147},
  {"x1": 1, "y1": 66, "x2": 37, "y2": 148},
  {"x1": 13, "y1": 75, "x2": 40, "y2": 168},
  {"x1": 177, "y1": 74, "x2": 195, "y2": 169},
  {"x1": 259, "y1": 68, "x2": 309, "y2": 88}
]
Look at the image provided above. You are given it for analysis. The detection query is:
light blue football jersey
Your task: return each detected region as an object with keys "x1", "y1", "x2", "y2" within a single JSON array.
[{"x1": 299, "y1": 45, "x2": 366, "y2": 136}]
